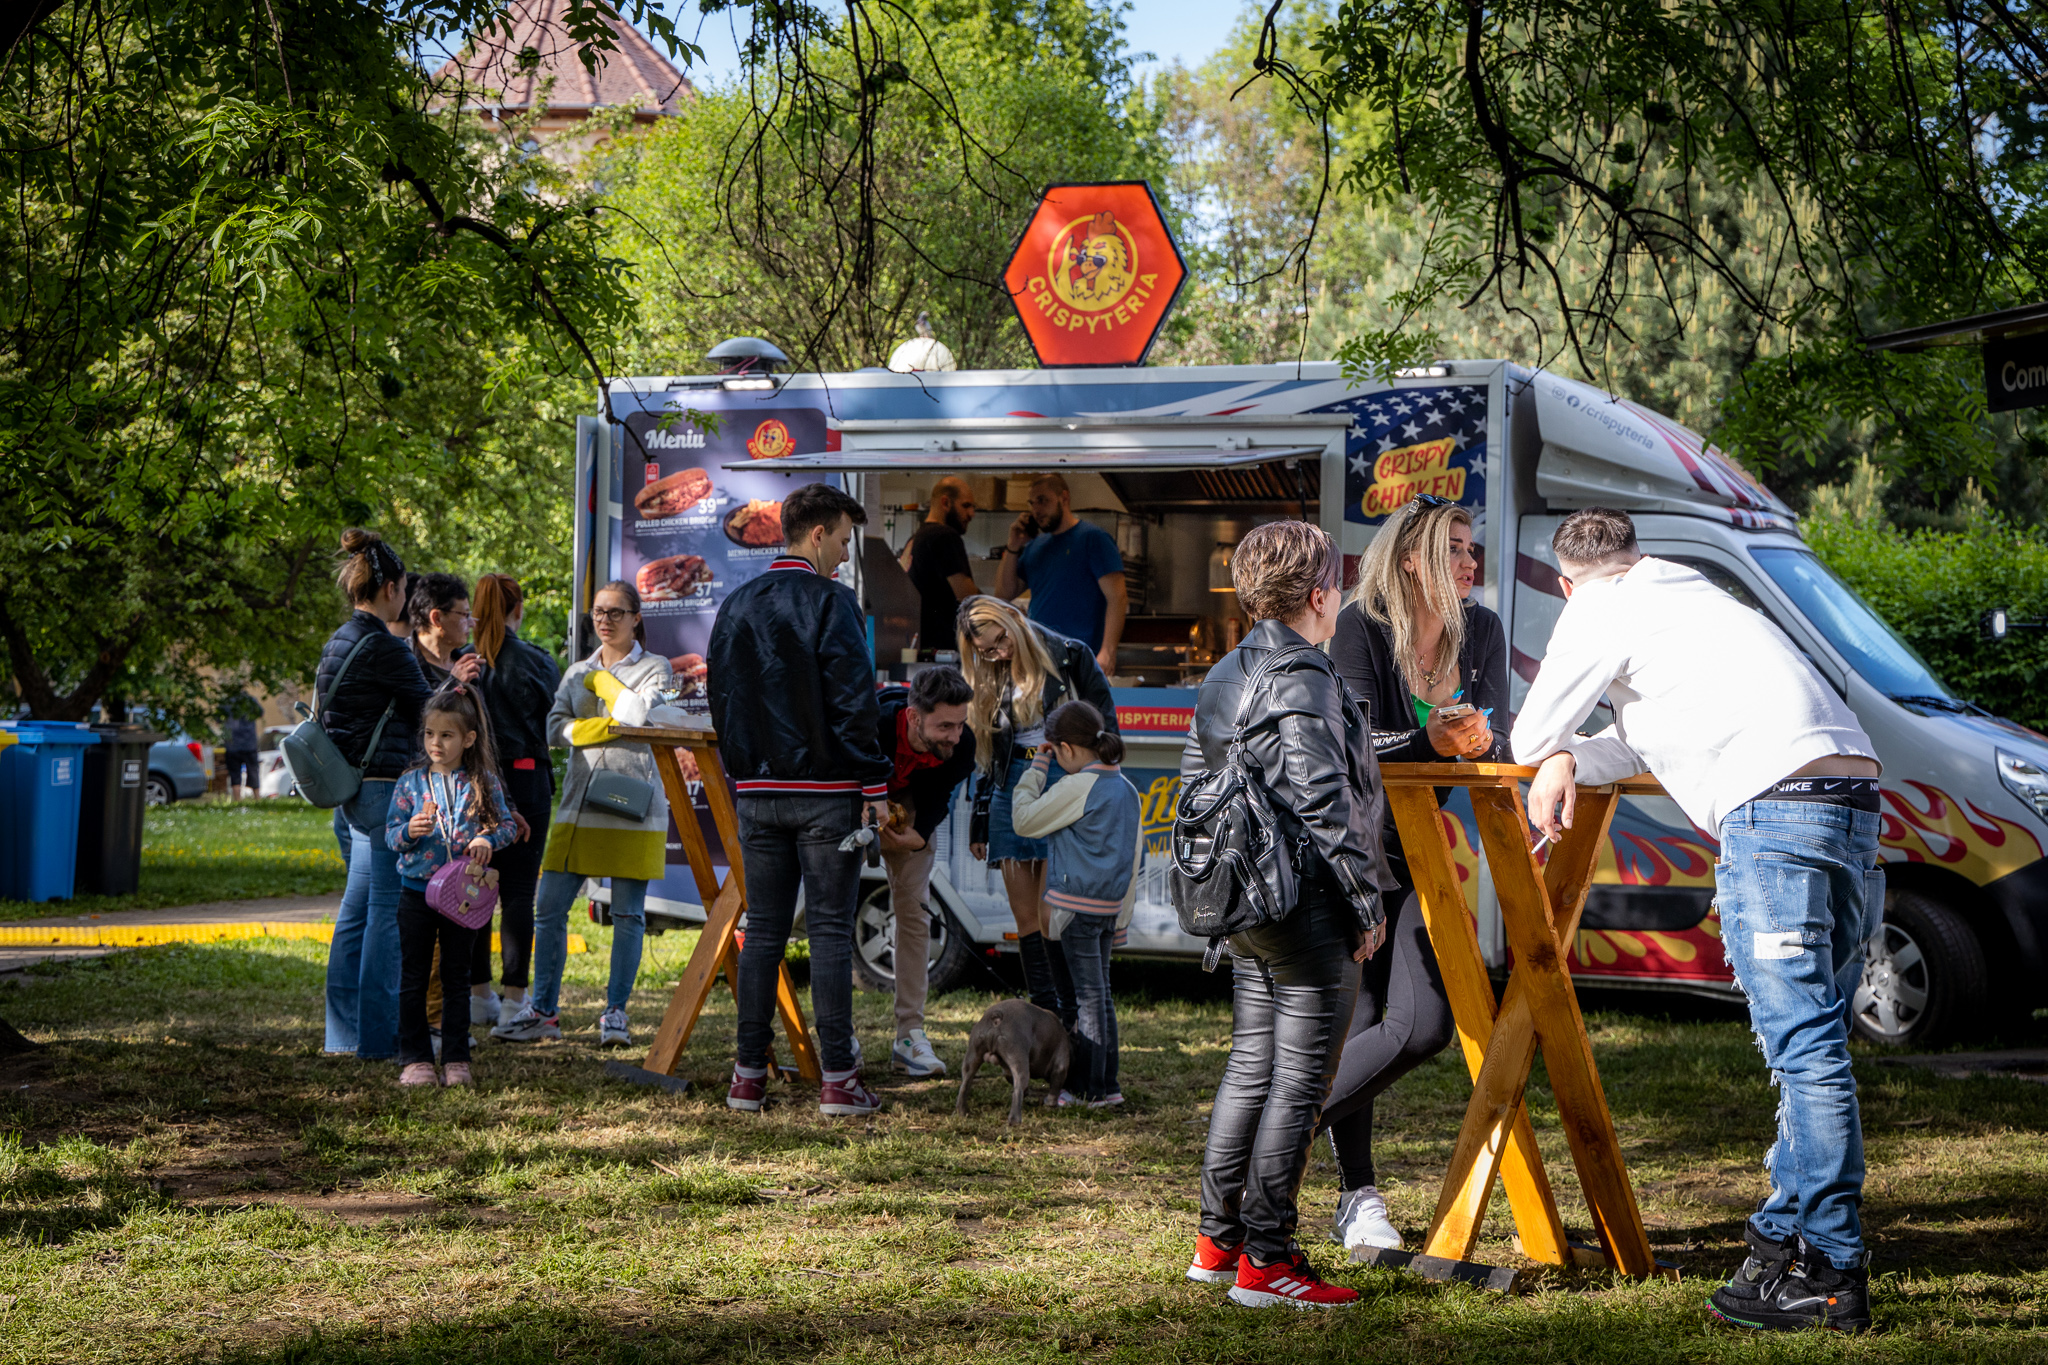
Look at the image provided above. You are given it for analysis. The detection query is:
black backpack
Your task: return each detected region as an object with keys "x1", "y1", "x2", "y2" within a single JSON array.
[{"x1": 1169, "y1": 644, "x2": 1319, "y2": 969}]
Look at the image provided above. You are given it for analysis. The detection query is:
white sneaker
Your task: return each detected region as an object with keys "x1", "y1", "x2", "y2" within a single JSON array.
[
  {"x1": 1333, "y1": 1186, "x2": 1402, "y2": 1251},
  {"x1": 891, "y1": 1029, "x2": 947, "y2": 1077},
  {"x1": 490, "y1": 1003, "x2": 561, "y2": 1043},
  {"x1": 470, "y1": 992, "x2": 501, "y2": 1027},
  {"x1": 598, "y1": 1008, "x2": 632, "y2": 1048}
]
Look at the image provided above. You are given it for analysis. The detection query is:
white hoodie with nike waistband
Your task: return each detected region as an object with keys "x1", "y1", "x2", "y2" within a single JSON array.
[{"x1": 1508, "y1": 556, "x2": 1878, "y2": 837}]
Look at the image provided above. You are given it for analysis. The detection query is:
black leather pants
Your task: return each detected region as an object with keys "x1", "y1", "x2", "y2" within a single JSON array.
[{"x1": 1198, "y1": 879, "x2": 1362, "y2": 1261}]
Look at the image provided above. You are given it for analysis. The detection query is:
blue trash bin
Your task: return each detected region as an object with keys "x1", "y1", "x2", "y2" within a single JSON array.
[{"x1": 0, "y1": 722, "x2": 103, "y2": 902}]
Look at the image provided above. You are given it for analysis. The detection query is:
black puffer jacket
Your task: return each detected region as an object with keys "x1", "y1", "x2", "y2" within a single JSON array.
[
  {"x1": 706, "y1": 560, "x2": 892, "y2": 797},
  {"x1": 315, "y1": 610, "x2": 434, "y2": 781},
  {"x1": 1181, "y1": 620, "x2": 1394, "y2": 930},
  {"x1": 485, "y1": 627, "x2": 563, "y2": 790}
]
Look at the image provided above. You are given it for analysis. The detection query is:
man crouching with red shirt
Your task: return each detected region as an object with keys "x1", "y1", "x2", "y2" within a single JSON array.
[{"x1": 876, "y1": 666, "x2": 977, "y2": 1077}]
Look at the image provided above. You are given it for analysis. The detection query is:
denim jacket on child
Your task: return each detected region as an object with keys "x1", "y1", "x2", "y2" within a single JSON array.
[{"x1": 385, "y1": 767, "x2": 519, "y2": 890}]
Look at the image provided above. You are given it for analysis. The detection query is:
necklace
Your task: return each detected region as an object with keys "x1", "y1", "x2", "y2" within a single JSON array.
[{"x1": 1416, "y1": 636, "x2": 1449, "y2": 687}]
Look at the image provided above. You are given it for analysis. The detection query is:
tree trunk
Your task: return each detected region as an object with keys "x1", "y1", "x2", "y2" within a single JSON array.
[{"x1": 0, "y1": 1014, "x2": 40, "y2": 1055}]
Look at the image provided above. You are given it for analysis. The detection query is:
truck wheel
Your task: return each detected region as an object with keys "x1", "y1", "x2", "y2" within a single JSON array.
[
  {"x1": 1852, "y1": 889, "x2": 1987, "y2": 1048},
  {"x1": 850, "y1": 881, "x2": 975, "y2": 998}
]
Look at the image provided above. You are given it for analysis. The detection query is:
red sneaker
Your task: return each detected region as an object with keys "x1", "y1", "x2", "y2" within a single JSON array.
[
  {"x1": 1186, "y1": 1234, "x2": 1242, "y2": 1284},
  {"x1": 1227, "y1": 1250, "x2": 1361, "y2": 1309},
  {"x1": 819, "y1": 1075, "x2": 884, "y2": 1117},
  {"x1": 727, "y1": 1070, "x2": 767, "y2": 1112}
]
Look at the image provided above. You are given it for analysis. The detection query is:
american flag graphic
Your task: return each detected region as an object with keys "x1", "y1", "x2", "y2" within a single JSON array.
[{"x1": 1318, "y1": 384, "x2": 1490, "y2": 526}]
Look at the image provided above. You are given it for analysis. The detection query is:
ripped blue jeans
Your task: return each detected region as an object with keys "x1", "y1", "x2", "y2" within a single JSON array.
[{"x1": 1715, "y1": 800, "x2": 1884, "y2": 1271}]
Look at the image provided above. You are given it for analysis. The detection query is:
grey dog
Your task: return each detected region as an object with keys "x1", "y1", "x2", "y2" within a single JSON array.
[{"x1": 954, "y1": 999, "x2": 1071, "y2": 1125}]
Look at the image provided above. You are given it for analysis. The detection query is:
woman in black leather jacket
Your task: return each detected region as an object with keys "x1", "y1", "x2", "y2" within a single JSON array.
[
  {"x1": 1180, "y1": 521, "x2": 1390, "y2": 1309},
  {"x1": 1321, "y1": 495, "x2": 1506, "y2": 1252},
  {"x1": 957, "y1": 594, "x2": 1118, "y2": 1028},
  {"x1": 472, "y1": 573, "x2": 562, "y2": 1022},
  {"x1": 319, "y1": 529, "x2": 435, "y2": 1061}
]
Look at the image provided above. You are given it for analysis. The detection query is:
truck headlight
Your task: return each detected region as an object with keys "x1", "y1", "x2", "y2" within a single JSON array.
[{"x1": 1997, "y1": 749, "x2": 2048, "y2": 821}]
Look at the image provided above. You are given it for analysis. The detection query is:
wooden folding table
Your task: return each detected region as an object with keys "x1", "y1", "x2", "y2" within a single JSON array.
[
  {"x1": 608, "y1": 722, "x2": 821, "y2": 1084},
  {"x1": 1377, "y1": 762, "x2": 1673, "y2": 1278}
]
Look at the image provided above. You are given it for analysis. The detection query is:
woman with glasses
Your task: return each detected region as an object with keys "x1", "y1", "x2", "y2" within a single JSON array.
[
  {"x1": 956, "y1": 595, "x2": 1119, "y2": 1028},
  {"x1": 494, "y1": 581, "x2": 674, "y2": 1050},
  {"x1": 1319, "y1": 494, "x2": 1507, "y2": 1251},
  {"x1": 406, "y1": 573, "x2": 485, "y2": 690}
]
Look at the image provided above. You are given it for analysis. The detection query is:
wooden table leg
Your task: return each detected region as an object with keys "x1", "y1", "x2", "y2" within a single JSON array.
[
  {"x1": 1388, "y1": 787, "x2": 1571, "y2": 1266},
  {"x1": 641, "y1": 744, "x2": 746, "y2": 1078},
  {"x1": 1470, "y1": 785, "x2": 1658, "y2": 1277}
]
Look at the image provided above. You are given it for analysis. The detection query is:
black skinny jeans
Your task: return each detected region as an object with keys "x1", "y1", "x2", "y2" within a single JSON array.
[
  {"x1": 734, "y1": 794, "x2": 863, "y2": 1074},
  {"x1": 1321, "y1": 886, "x2": 1457, "y2": 1190},
  {"x1": 398, "y1": 887, "x2": 476, "y2": 1065},
  {"x1": 1199, "y1": 879, "x2": 1362, "y2": 1261},
  {"x1": 473, "y1": 764, "x2": 553, "y2": 990}
]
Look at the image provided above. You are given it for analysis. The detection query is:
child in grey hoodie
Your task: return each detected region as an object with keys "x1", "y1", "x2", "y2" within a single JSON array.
[{"x1": 1011, "y1": 700, "x2": 1141, "y2": 1106}]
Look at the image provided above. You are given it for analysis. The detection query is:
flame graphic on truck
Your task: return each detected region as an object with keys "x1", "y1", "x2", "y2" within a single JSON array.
[{"x1": 1564, "y1": 780, "x2": 2043, "y2": 980}]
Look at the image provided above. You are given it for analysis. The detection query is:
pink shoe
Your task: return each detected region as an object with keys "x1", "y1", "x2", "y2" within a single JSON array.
[
  {"x1": 442, "y1": 1062, "x2": 472, "y2": 1087},
  {"x1": 398, "y1": 1062, "x2": 439, "y2": 1087}
]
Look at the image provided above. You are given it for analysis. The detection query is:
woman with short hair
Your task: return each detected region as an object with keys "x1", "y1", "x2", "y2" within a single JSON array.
[
  {"x1": 1182, "y1": 519, "x2": 1390, "y2": 1310},
  {"x1": 1321, "y1": 495, "x2": 1505, "y2": 1250},
  {"x1": 956, "y1": 594, "x2": 1119, "y2": 1030}
]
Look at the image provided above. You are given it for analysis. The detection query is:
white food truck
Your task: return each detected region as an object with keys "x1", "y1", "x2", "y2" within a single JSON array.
[{"x1": 575, "y1": 357, "x2": 2048, "y2": 1049}]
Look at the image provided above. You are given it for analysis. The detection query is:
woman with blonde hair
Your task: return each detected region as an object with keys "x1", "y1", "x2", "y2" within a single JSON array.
[
  {"x1": 1320, "y1": 494, "x2": 1507, "y2": 1252},
  {"x1": 957, "y1": 594, "x2": 1118, "y2": 1027}
]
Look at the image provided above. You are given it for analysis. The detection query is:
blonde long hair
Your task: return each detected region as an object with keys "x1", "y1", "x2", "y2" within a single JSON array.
[
  {"x1": 956, "y1": 595, "x2": 1059, "y2": 774},
  {"x1": 1351, "y1": 499, "x2": 1473, "y2": 692}
]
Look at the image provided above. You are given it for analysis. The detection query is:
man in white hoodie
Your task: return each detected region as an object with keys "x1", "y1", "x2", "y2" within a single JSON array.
[{"x1": 1511, "y1": 507, "x2": 1883, "y2": 1334}]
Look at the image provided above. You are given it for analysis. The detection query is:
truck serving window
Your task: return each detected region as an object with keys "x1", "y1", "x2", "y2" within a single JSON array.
[{"x1": 1750, "y1": 547, "x2": 1952, "y2": 700}]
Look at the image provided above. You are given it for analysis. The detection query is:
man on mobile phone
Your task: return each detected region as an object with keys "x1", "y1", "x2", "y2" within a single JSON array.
[
  {"x1": 709, "y1": 483, "x2": 893, "y2": 1119},
  {"x1": 1510, "y1": 507, "x2": 1882, "y2": 1334},
  {"x1": 995, "y1": 472, "x2": 1126, "y2": 675}
]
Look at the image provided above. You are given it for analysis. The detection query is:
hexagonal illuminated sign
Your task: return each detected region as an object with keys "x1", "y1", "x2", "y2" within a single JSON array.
[{"x1": 1003, "y1": 181, "x2": 1188, "y2": 368}]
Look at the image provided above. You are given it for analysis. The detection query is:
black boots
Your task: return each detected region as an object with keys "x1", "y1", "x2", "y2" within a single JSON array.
[
  {"x1": 1016, "y1": 931, "x2": 1076, "y2": 1029},
  {"x1": 1709, "y1": 1224, "x2": 1870, "y2": 1333}
]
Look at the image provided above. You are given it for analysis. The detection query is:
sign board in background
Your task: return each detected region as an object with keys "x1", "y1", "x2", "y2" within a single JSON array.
[
  {"x1": 1984, "y1": 330, "x2": 2048, "y2": 412},
  {"x1": 1002, "y1": 181, "x2": 1188, "y2": 368},
  {"x1": 1335, "y1": 383, "x2": 1490, "y2": 526}
]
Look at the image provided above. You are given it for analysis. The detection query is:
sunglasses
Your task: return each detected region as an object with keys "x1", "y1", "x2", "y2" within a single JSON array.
[{"x1": 1409, "y1": 494, "x2": 1456, "y2": 510}]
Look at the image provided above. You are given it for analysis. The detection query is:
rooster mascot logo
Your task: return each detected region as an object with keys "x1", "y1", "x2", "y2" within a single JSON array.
[{"x1": 1048, "y1": 210, "x2": 1137, "y2": 313}]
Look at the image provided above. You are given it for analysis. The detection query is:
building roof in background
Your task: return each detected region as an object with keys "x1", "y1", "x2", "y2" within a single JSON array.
[{"x1": 432, "y1": 0, "x2": 693, "y2": 121}]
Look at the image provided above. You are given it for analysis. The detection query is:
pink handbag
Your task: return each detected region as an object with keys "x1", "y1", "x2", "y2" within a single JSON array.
[{"x1": 424, "y1": 773, "x2": 499, "y2": 929}]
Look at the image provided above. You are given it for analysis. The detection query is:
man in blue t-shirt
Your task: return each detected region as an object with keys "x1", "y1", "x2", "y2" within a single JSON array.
[{"x1": 996, "y1": 472, "x2": 1127, "y2": 673}]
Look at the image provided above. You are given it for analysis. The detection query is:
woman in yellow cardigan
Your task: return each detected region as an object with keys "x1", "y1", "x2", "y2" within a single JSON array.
[{"x1": 493, "y1": 581, "x2": 674, "y2": 1047}]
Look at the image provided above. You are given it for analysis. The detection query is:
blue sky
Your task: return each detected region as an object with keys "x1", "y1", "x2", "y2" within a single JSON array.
[{"x1": 678, "y1": 0, "x2": 1254, "y2": 88}]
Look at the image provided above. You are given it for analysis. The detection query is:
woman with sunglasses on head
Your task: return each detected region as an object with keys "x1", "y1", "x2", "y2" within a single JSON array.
[
  {"x1": 956, "y1": 595, "x2": 1119, "y2": 1029},
  {"x1": 493, "y1": 582, "x2": 674, "y2": 1050},
  {"x1": 1319, "y1": 494, "x2": 1507, "y2": 1252},
  {"x1": 319, "y1": 530, "x2": 436, "y2": 1062}
]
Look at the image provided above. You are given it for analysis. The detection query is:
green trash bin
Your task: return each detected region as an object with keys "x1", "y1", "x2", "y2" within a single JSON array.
[{"x1": 76, "y1": 723, "x2": 162, "y2": 896}]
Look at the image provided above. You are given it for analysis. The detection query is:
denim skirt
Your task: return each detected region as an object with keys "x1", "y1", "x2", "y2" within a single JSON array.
[{"x1": 985, "y1": 753, "x2": 1064, "y2": 864}]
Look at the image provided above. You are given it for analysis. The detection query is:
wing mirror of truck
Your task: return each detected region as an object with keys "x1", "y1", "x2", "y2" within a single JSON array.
[{"x1": 1982, "y1": 608, "x2": 2047, "y2": 641}]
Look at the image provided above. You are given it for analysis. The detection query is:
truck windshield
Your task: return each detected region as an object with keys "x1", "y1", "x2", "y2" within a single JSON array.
[{"x1": 1750, "y1": 547, "x2": 1952, "y2": 701}]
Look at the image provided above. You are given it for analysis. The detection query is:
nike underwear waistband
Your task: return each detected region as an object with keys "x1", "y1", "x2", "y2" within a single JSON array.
[{"x1": 1757, "y1": 776, "x2": 1880, "y2": 812}]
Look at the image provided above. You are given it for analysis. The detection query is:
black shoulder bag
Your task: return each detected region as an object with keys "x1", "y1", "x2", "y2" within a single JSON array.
[{"x1": 1169, "y1": 644, "x2": 1319, "y2": 969}]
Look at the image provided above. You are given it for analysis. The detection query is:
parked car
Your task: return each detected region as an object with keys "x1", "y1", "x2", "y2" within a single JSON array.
[
  {"x1": 147, "y1": 735, "x2": 212, "y2": 805},
  {"x1": 258, "y1": 726, "x2": 297, "y2": 799}
]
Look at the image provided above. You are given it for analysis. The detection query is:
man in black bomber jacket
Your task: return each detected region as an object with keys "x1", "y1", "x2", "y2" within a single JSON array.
[{"x1": 707, "y1": 482, "x2": 893, "y2": 1119}]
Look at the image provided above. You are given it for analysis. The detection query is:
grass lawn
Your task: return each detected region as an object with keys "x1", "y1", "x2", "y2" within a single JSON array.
[
  {"x1": 3, "y1": 931, "x2": 2047, "y2": 1364},
  {"x1": 0, "y1": 801, "x2": 347, "y2": 922}
]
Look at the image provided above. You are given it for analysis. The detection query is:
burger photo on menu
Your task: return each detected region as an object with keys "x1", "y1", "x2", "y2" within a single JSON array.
[
  {"x1": 637, "y1": 553, "x2": 715, "y2": 601},
  {"x1": 723, "y1": 499, "x2": 785, "y2": 549},
  {"x1": 668, "y1": 652, "x2": 708, "y2": 698},
  {"x1": 635, "y1": 467, "x2": 714, "y2": 520}
]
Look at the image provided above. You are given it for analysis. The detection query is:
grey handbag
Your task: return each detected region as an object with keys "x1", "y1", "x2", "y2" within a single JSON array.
[
  {"x1": 585, "y1": 769, "x2": 656, "y2": 821},
  {"x1": 280, "y1": 632, "x2": 395, "y2": 809}
]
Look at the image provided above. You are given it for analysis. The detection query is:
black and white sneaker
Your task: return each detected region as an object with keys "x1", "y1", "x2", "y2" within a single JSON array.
[{"x1": 1709, "y1": 1230, "x2": 1870, "y2": 1333}]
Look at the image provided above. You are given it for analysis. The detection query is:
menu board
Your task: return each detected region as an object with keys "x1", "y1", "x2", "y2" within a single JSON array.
[{"x1": 618, "y1": 406, "x2": 829, "y2": 708}]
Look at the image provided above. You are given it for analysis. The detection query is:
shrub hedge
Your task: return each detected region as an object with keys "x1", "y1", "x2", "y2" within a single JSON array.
[{"x1": 1806, "y1": 514, "x2": 2048, "y2": 732}]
